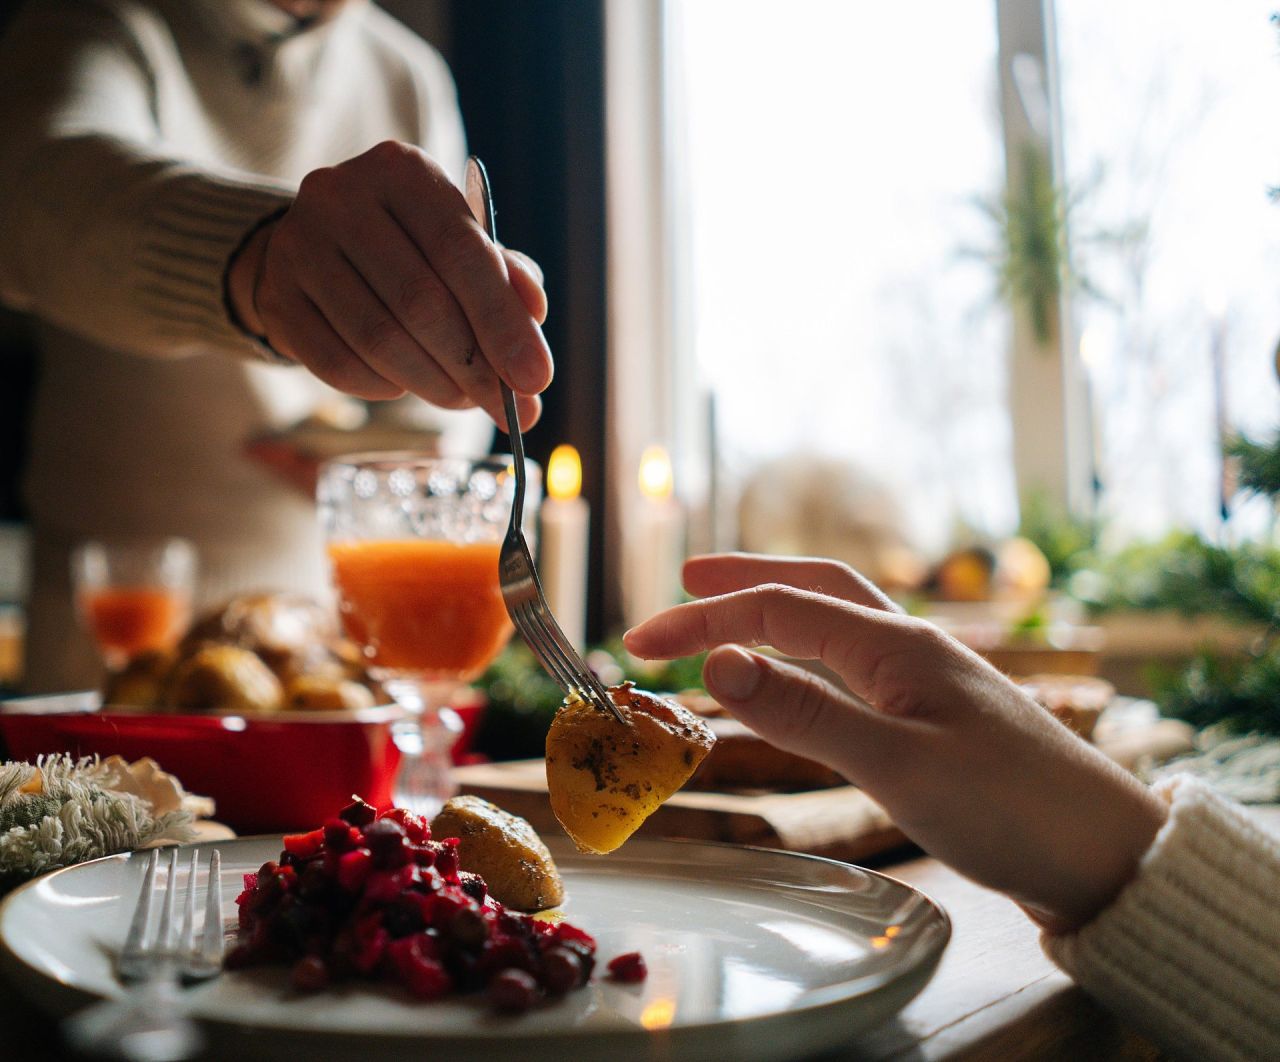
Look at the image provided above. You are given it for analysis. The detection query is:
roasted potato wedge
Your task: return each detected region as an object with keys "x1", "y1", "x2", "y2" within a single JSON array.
[
  {"x1": 545, "y1": 683, "x2": 715, "y2": 854},
  {"x1": 431, "y1": 795, "x2": 564, "y2": 911}
]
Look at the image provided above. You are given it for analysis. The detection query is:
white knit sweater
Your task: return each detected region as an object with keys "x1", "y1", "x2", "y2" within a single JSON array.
[
  {"x1": 0, "y1": 0, "x2": 470, "y2": 690},
  {"x1": 1044, "y1": 774, "x2": 1280, "y2": 1061}
]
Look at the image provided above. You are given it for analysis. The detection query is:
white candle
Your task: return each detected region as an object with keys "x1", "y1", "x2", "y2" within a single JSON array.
[
  {"x1": 539, "y1": 445, "x2": 589, "y2": 651},
  {"x1": 626, "y1": 445, "x2": 685, "y2": 629}
]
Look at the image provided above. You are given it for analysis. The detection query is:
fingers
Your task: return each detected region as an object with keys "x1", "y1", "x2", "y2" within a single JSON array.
[
  {"x1": 702, "y1": 646, "x2": 898, "y2": 780},
  {"x1": 335, "y1": 206, "x2": 499, "y2": 412},
  {"x1": 382, "y1": 146, "x2": 553, "y2": 396},
  {"x1": 624, "y1": 583, "x2": 934, "y2": 712},
  {"x1": 289, "y1": 247, "x2": 473, "y2": 412},
  {"x1": 682, "y1": 553, "x2": 900, "y2": 613},
  {"x1": 502, "y1": 249, "x2": 548, "y2": 323},
  {"x1": 260, "y1": 143, "x2": 554, "y2": 421},
  {"x1": 502, "y1": 391, "x2": 543, "y2": 433},
  {"x1": 260, "y1": 287, "x2": 404, "y2": 401}
]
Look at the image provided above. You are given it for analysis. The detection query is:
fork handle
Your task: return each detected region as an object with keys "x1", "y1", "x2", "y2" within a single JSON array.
[{"x1": 501, "y1": 383, "x2": 527, "y2": 519}]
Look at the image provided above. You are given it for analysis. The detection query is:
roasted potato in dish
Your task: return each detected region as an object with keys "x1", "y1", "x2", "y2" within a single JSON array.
[
  {"x1": 545, "y1": 683, "x2": 715, "y2": 854},
  {"x1": 163, "y1": 644, "x2": 283, "y2": 713},
  {"x1": 103, "y1": 650, "x2": 172, "y2": 709},
  {"x1": 431, "y1": 795, "x2": 564, "y2": 911},
  {"x1": 283, "y1": 674, "x2": 376, "y2": 712}
]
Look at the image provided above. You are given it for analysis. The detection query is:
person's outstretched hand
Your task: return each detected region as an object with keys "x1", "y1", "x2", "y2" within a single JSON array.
[
  {"x1": 623, "y1": 553, "x2": 1168, "y2": 934},
  {"x1": 226, "y1": 141, "x2": 550, "y2": 429}
]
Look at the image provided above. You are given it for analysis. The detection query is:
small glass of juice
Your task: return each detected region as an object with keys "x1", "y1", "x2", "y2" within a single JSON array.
[
  {"x1": 71, "y1": 538, "x2": 197, "y2": 671},
  {"x1": 318, "y1": 453, "x2": 541, "y2": 815}
]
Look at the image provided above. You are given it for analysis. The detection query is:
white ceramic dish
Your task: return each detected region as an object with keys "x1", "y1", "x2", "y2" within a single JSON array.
[{"x1": 0, "y1": 835, "x2": 948, "y2": 1062}]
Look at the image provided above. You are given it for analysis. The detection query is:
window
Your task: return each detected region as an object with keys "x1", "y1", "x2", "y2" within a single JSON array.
[
  {"x1": 605, "y1": 0, "x2": 1280, "y2": 616},
  {"x1": 1058, "y1": 0, "x2": 1280, "y2": 541},
  {"x1": 665, "y1": 1, "x2": 1011, "y2": 558}
]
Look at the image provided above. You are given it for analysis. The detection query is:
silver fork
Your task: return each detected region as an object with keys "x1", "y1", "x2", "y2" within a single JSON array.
[
  {"x1": 465, "y1": 155, "x2": 626, "y2": 726},
  {"x1": 65, "y1": 847, "x2": 224, "y2": 1061}
]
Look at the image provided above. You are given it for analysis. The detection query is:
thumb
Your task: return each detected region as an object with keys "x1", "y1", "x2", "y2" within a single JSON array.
[{"x1": 702, "y1": 646, "x2": 896, "y2": 782}]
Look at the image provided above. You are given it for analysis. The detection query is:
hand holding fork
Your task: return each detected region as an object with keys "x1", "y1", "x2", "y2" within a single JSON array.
[{"x1": 463, "y1": 156, "x2": 626, "y2": 727}]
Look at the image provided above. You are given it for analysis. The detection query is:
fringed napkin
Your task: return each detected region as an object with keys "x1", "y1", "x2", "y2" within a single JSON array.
[{"x1": 0, "y1": 754, "x2": 203, "y2": 890}]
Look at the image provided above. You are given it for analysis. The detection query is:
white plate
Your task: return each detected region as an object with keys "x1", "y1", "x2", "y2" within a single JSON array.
[{"x1": 0, "y1": 836, "x2": 948, "y2": 1062}]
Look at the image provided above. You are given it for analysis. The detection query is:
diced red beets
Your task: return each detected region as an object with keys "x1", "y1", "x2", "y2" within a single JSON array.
[
  {"x1": 384, "y1": 931, "x2": 445, "y2": 998},
  {"x1": 402, "y1": 955, "x2": 452, "y2": 1000},
  {"x1": 448, "y1": 907, "x2": 488, "y2": 950},
  {"x1": 378, "y1": 807, "x2": 432, "y2": 844},
  {"x1": 290, "y1": 956, "x2": 330, "y2": 993},
  {"x1": 552, "y1": 922, "x2": 596, "y2": 950},
  {"x1": 606, "y1": 952, "x2": 648, "y2": 983},
  {"x1": 425, "y1": 890, "x2": 469, "y2": 931},
  {"x1": 282, "y1": 830, "x2": 325, "y2": 860},
  {"x1": 224, "y1": 943, "x2": 253, "y2": 970},
  {"x1": 363, "y1": 819, "x2": 411, "y2": 869},
  {"x1": 323, "y1": 818, "x2": 362, "y2": 852},
  {"x1": 231, "y1": 800, "x2": 597, "y2": 1010},
  {"x1": 338, "y1": 797, "x2": 378, "y2": 827},
  {"x1": 541, "y1": 947, "x2": 583, "y2": 995},
  {"x1": 458, "y1": 871, "x2": 486, "y2": 903},
  {"x1": 337, "y1": 848, "x2": 372, "y2": 891},
  {"x1": 479, "y1": 936, "x2": 535, "y2": 977},
  {"x1": 434, "y1": 839, "x2": 459, "y2": 881},
  {"x1": 488, "y1": 968, "x2": 539, "y2": 1013},
  {"x1": 364, "y1": 864, "x2": 421, "y2": 905},
  {"x1": 387, "y1": 932, "x2": 444, "y2": 983},
  {"x1": 351, "y1": 924, "x2": 389, "y2": 974}
]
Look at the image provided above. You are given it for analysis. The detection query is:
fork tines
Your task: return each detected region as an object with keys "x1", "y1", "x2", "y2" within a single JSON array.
[
  {"x1": 514, "y1": 595, "x2": 625, "y2": 724},
  {"x1": 118, "y1": 847, "x2": 223, "y2": 984}
]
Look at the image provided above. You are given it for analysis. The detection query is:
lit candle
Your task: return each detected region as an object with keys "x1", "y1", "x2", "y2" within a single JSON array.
[
  {"x1": 626, "y1": 445, "x2": 685, "y2": 629},
  {"x1": 539, "y1": 445, "x2": 589, "y2": 651}
]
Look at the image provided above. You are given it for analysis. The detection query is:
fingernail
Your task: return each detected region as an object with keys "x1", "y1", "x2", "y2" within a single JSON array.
[
  {"x1": 708, "y1": 647, "x2": 762, "y2": 701},
  {"x1": 507, "y1": 340, "x2": 546, "y2": 393}
]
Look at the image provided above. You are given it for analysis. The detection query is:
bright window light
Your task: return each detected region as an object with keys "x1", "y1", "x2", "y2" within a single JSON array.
[{"x1": 668, "y1": 0, "x2": 1010, "y2": 554}]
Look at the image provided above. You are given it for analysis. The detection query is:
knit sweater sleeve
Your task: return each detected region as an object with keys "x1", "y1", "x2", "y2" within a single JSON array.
[
  {"x1": 1042, "y1": 774, "x2": 1280, "y2": 1062},
  {"x1": 0, "y1": 0, "x2": 293, "y2": 361}
]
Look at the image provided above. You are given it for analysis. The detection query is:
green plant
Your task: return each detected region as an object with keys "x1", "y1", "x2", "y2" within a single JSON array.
[
  {"x1": 985, "y1": 143, "x2": 1066, "y2": 343},
  {"x1": 1227, "y1": 432, "x2": 1280, "y2": 498},
  {"x1": 1017, "y1": 490, "x2": 1098, "y2": 586},
  {"x1": 1154, "y1": 641, "x2": 1280, "y2": 736},
  {"x1": 1072, "y1": 531, "x2": 1280, "y2": 628}
]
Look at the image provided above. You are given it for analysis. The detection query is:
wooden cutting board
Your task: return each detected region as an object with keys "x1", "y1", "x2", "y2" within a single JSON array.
[
  {"x1": 454, "y1": 759, "x2": 908, "y2": 863},
  {"x1": 455, "y1": 701, "x2": 1195, "y2": 864}
]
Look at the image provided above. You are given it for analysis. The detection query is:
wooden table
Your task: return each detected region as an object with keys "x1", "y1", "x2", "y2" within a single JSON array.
[{"x1": 4, "y1": 809, "x2": 1276, "y2": 1061}]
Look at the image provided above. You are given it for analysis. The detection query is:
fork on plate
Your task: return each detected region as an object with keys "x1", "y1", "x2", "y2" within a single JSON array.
[
  {"x1": 464, "y1": 155, "x2": 626, "y2": 726},
  {"x1": 65, "y1": 847, "x2": 224, "y2": 1062}
]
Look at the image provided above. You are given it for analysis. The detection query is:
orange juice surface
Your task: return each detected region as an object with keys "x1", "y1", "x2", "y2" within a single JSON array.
[
  {"x1": 83, "y1": 587, "x2": 187, "y2": 659},
  {"x1": 328, "y1": 539, "x2": 512, "y2": 679}
]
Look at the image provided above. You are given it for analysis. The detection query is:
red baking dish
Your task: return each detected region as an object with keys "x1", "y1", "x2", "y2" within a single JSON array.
[{"x1": 0, "y1": 692, "x2": 403, "y2": 834}]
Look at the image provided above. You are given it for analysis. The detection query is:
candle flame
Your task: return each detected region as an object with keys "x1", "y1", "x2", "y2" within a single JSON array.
[
  {"x1": 638, "y1": 445, "x2": 673, "y2": 501},
  {"x1": 547, "y1": 445, "x2": 582, "y2": 501}
]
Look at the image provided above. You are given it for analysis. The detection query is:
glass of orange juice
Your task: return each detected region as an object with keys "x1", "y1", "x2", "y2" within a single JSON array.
[
  {"x1": 71, "y1": 538, "x2": 196, "y2": 671},
  {"x1": 318, "y1": 453, "x2": 540, "y2": 814}
]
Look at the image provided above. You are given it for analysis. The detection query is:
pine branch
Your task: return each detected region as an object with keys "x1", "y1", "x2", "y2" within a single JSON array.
[{"x1": 1227, "y1": 433, "x2": 1280, "y2": 498}]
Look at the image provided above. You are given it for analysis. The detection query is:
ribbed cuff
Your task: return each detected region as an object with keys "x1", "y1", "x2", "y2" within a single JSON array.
[
  {"x1": 133, "y1": 171, "x2": 294, "y2": 363},
  {"x1": 1043, "y1": 774, "x2": 1280, "y2": 1062}
]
